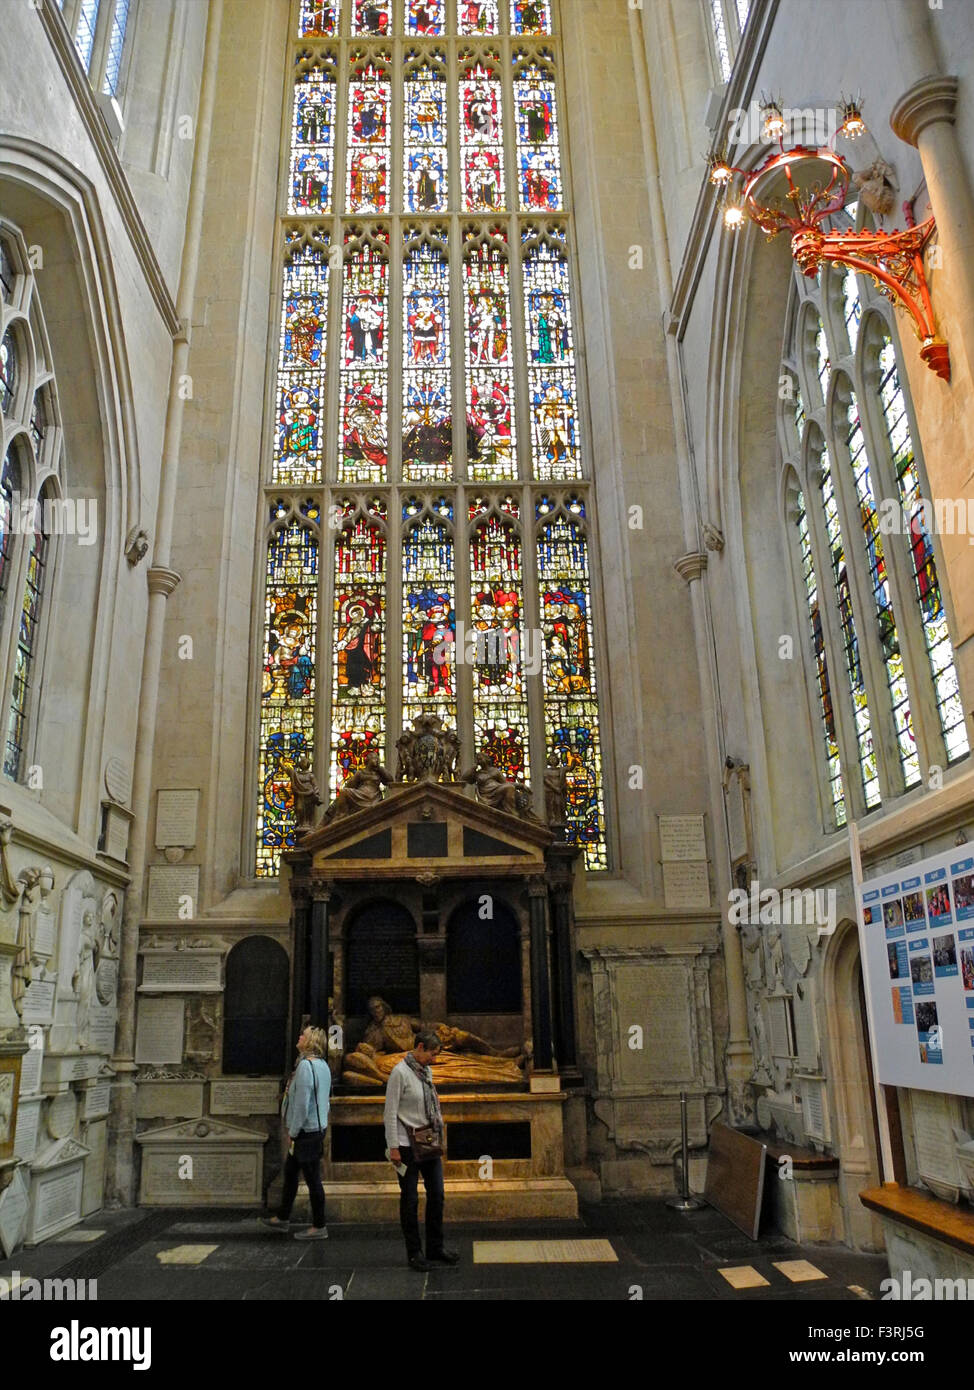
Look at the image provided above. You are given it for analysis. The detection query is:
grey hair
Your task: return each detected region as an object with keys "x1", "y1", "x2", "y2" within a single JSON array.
[{"x1": 415, "y1": 1030, "x2": 441, "y2": 1052}]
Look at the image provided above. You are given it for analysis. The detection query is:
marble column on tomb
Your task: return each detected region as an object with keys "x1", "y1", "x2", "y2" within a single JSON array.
[
  {"x1": 309, "y1": 887, "x2": 332, "y2": 1030},
  {"x1": 528, "y1": 878, "x2": 553, "y2": 1071},
  {"x1": 107, "y1": 0, "x2": 224, "y2": 1206},
  {"x1": 290, "y1": 886, "x2": 311, "y2": 1032},
  {"x1": 548, "y1": 860, "x2": 578, "y2": 1074},
  {"x1": 890, "y1": 0, "x2": 974, "y2": 386}
]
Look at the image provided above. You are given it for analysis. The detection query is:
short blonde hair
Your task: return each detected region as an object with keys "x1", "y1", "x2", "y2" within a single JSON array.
[{"x1": 303, "y1": 1026, "x2": 327, "y2": 1058}]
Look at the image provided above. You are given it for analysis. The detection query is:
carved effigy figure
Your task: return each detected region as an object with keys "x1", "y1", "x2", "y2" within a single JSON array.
[
  {"x1": 543, "y1": 752, "x2": 568, "y2": 827},
  {"x1": 73, "y1": 909, "x2": 99, "y2": 1049},
  {"x1": 461, "y1": 751, "x2": 519, "y2": 815},
  {"x1": 341, "y1": 995, "x2": 527, "y2": 1087},
  {"x1": 440, "y1": 729, "x2": 461, "y2": 782},
  {"x1": 289, "y1": 753, "x2": 322, "y2": 829},
  {"x1": 322, "y1": 750, "x2": 393, "y2": 822}
]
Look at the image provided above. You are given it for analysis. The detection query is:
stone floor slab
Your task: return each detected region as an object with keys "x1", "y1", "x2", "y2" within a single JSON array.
[
  {"x1": 718, "y1": 1264, "x2": 771, "y2": 1289},
  {"x1": 473, "y1": 1238, "x2": 617, "y2": 1263},
  {"x1": 773, "y1": 1258, "x2": 828, "y2": 1282}
]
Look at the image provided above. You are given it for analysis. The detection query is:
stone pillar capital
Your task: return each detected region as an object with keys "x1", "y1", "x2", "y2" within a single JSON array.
[
  {"x1": 674, "y1": 550, "x2": 708, "y2": 584},
  {"x1": 891, "y1": 74, "x2": 959, "y2": 147},
  {"x1": 147, "y1": 565, "x2": 182, "y2": 598}
]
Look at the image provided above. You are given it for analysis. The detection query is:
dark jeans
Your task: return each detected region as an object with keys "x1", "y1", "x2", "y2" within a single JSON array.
[
  {"x1": 279, "y1": 1148, "x2": 326, "y2": 1228},
  {"x1": 396, "y1": 1144, "x2": 445, "y2": 1258}
]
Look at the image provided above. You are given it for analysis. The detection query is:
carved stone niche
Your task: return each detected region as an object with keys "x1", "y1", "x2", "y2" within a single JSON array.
[{"x1": 581, "y1": 946, "x2": 722, "y2": 1183}]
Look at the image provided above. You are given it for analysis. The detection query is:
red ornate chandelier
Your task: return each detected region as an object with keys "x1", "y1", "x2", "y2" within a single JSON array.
[{"x1": 709, "y1": 99, "x2": 949, "y2": 380}]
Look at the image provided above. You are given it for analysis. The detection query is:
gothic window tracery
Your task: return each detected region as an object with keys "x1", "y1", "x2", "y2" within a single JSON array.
[{"x1": 255, "y1": 0, "x2": 607, "y2": 873}]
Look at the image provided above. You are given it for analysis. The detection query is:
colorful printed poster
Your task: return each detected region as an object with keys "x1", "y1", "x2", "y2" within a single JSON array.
[
  {"x1": 925, "y1": 866, "x2": 953, "y2": 926},
  {"x1": 916, "y1": 999, "x2": 943, "y2": 1064},
  {"x1": 908, "y1": 938, "x2": 934, "y2": 997},
  {"x1": 883, "y1": 896, "x2": 905, "y2": 938},
  {"x1": 952, "y1": 857, "x2": 974, "y2": 922},
  {"x1": 958, "y1": 928, "x2": 974, "y2": 991},
  {"x1": 933, "y1": 932, "x2": 959, "y2": 979},
  {"x1": 891, "y1": 985, "x2": 913, "y2": 1024},
  {"x1": 901, "y1": 875, "x2": 927, "y2": 932}
]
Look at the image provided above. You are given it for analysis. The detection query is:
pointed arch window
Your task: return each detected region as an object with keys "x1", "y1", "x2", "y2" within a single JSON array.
[
  {"x1": 780, "y1": 262, "x2": 968, "y2": 831},
  {"x1": 0, "y1": 223, "x2": 64, "y2": 789},
  {"x1": 254, "y1": 0, "x2": 608, "y2": 874}
]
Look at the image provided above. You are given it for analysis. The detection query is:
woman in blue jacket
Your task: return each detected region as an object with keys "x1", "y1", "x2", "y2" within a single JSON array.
[{"x1": 261, "y1": 1024, "x2": 331, "y2": 1239}]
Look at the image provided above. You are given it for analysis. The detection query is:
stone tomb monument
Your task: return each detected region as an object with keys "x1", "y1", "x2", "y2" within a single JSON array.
[{"x1": 281, "y1": 719, "x2": 581, "y2": 1220}]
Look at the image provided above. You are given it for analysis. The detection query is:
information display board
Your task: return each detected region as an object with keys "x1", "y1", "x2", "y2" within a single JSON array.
[{"x1": 859, "y1": 846, "x2": 974, "y2": 1098}]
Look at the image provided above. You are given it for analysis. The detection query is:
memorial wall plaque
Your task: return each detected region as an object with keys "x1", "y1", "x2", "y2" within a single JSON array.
[
  {"x1": 210, "y1": 1080, "x2": 281, "y2": 1115},
  {"x1": 27, "y1": 1144, "x2": 87, "y2": 1243},
  {"x1": 19, "y1": 1029, "x2": 44, "y2": 1095},
  {"x1": 21, "y1": 977, "x2": 56, "y2": 1025},
  {"x1": 47, "y1": 1091, "x2": 78, "y2": 1140},
  {"x1": 136, "y1": 1080, "x2": 205, "y2": 1119},
  {"x1": 14, "y1": 1096, "x2": 41, "y2": 1159},
  {"x1": 33, "y1": 907, "x2": 56, "y2": 959},
  {"x1": 0, "y1": 1165, "x2": 29, "y2": 1257},
  {"x1": 81, "y1": 1120, "x2": 107, "y2": 1216},
  {"x1": 83, "y1": 1080, "x2": 112, "y2": 1120},
  {"x1": 617, "y1": 963, "x2": 695, "y2": 1085},
  {"x1": 135, "y1": 997, "x2": 185, "y2": 1064},
  {"x1": 89, "y1": 1004, "x2": 117, "y2": 1054},
  {"x1": 140, "y1": 951, "x2": 222, "y2": 993},
  {"x1": 767, "y1": 996, "x2": 793, "y2": 1058},
  {"x1": 146, "y1": 865, "x2": 200, "y2": 921},
  {"x1": 43, "y1": 1053, "x2": 104, "y2": 1085},
  {"x1": 800, "y1": 1077, "x2": 827, "y2": 1142},
  {"x1": 137, "y1": 1120, "x2": 265, "y2": 1206},
  {"x1": 156, "y1": 789, "x2": 200, "y2": 848},
  {"x1": 911, "y1": 1089, "x2": 965, "y2": 1202},
  {"x1": 662, "y1": 862, "x2": 711, "y2": 910},
  {"x1": 659, "y1": 815, "x2": 707, "y2": 862}
]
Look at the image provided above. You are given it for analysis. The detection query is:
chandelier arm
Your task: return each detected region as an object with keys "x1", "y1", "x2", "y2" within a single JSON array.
[{"x1": 820, "y1": 246, "x2": 935, "y2": 342}]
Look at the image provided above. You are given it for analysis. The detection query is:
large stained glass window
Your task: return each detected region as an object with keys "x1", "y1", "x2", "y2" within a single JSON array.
[
  {"x1": 780, "y1": 264, "x2": 968, "y2": 831},
  {"x1": 878, "y1": 339, "x2": 968, "y2": 763},
  {"x1": 794, "y1": 486, "x2": 846, "y2": 826},
  {"x1": 254, "y1": 1, "x2": 609, "y2": 874}
]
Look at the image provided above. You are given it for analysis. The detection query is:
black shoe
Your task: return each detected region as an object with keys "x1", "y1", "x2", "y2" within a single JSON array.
[
  {"x1": 408, "y1": 1254, "x2": 432, "y2": 1272},
  {"x1": 427, "y1": 1248, "x2": 460, "y2": 1265}
]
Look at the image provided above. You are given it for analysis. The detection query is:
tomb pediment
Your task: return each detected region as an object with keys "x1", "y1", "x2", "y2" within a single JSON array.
[{"x1": 290, "y1": 779, "x2": 551, "y2": 878}]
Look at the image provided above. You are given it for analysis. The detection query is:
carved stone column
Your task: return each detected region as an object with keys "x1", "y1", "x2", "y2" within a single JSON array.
[
  {"x1": 547, "y1": 844, "x2": 579, "y2": 1075},
  {"x1": 528, "y1": 877, "x2": 553, "y2": 1071},
  {"x1": 309, "y1": 884, "x2": 333, "y2": 1028},
  {"x1": 290, "y1": 884, "x2": 311, "y2": 1034}
]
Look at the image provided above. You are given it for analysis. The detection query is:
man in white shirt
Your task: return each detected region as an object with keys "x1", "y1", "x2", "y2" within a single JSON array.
[{"x1": 384, "y1": 1030, "x2": 460, "y2": 1271}]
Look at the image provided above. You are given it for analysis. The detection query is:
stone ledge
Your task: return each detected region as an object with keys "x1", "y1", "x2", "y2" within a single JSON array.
[{"x1": 860, "y1": 1184, "x2": 974, "y2": 1256}]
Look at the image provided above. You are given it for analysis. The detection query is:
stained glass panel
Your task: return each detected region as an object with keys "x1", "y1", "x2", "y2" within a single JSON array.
[
  {"x1": 0, "y1": 330, "x2": 16, "y2": 415},
  {"x1": 339, "y1": 234, "x2": 389, "y2": 484},
  {"x1": 403, "y1": 236, "x2": 452, "y2": 481},
  {"x1": 274, "y1": 235, "x2": 329, "y2": 486},
  {"x1": 514, "y1": 56, "x2": 562, "y2": 211},
  {"x1": 257, "y1": 505, "x2": 319, "y2": 876},
  {"x1": 402, "y1": 501, "x2": 457, "y2": 729},
  {"x1": 347, "y1": 63, "x2": 391, "y2": 213},
  {"x1": 458, "y1": 0, "x2": 499, "y2": 35},
  {"x1": 74, "y1": 0, "x2": 99, "y2": 74},
  {"x1": 464, "y1": 236, "x2": 516, "y2": 481},
  {"x1": 796, "y1": 488, "x2": 846, "y2": 825},
  {"x1": 352, "y1": 0, "x2": 391, "y2": 34},
  {"x1": 846, "y1": 393, "x2": 919, "y2": 785},
  {"x1": 0, "y1": 240, "x2": 13, "y2": 299},
  {"x1": 842, "y1": 269, "x2": 860, "y2": 354},
  {"x1": 536, "y1": 496, "x2": 606, "y2": 869},
  {"x1": 4, "y1": 504, "x2": 48, "y2": 780},
  {"x1": 511, "y1": 0, "x2": 551, "y2": 34},
  {"x1": 879, "y1": 338, "x2": 969, "y2": 762},
  {"x1": 469, "y1": 504, "x2": 529, "y2": 781},
  {"x1": 299, "y1": 0, "x2": 340, "y2": 35},
  {"x1": 331, "y1": 504, "x2": 387, "y2": 796},
  {"x1": 0, "y1": 450, "x2": 20, "y2": 617},
  {"x1": 289, "y1": 57, "x2": 337, "y2": 215},
  {"x1": 460, "y1": 61, "x2": 505, "y2": 212},
  {"x1": 404, "y1": 59, "x2": 448, "y2": 213},
  {"x1": 408, "y1": 0, "x2": 446, "y2": 34},
  {"x1": 820, "y1": 445, "x2": 880, "y2": 808},
  {"x1": 523, "y1": 233, "x2": 579, "y2": 480}
]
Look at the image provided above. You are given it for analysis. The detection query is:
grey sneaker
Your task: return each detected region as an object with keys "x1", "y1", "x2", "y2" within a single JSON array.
[
  {"x1": 294, "y1": 1226, "x2": 329, "y2": 1240},
  {"x1": 258, "y1": 1217, "x2": 291, "y2": 1233}
]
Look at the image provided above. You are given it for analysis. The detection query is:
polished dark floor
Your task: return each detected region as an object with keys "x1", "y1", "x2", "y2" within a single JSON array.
[{"x1": 0, "y1": 1198, "x2": 889, "y2": 1302}]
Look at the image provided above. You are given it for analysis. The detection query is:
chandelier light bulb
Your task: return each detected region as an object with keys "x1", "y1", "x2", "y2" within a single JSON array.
[
  {"x1": 761, "y1": 100, "x2": 786, "y2": 141},
  {"x1": 839, "y1": 97, "x2": 866, "y2": 140},
  {"x1": 708, "y1": 154, "x2": 733, "y2": 186},
  {"x1": 724, "y1": 200, "x2": 745, "y2": 230}
]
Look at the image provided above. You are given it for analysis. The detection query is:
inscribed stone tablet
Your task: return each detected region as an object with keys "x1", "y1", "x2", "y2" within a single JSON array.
[
  {"x1": 662, "y1": 861, "x2": 711, "y2": 909},
  {"x1": 19, "y1": 1029, "x2": 43, "y2": 1094},
  {"x1": 135, "y1": 997, "x2": 185, "y2": 1064},
  {"x1": 141, "y1": 1148, "x2": 262, "y2": 1205},
  {"x1": 14, "y1": 1098, "x2": 41, "y2": 1159},
  {"x1": 83, "y1": 1081, "x2": 112, "y2": 1119},
  {"x1": 81, "y1": 1120, "x2": 108, "y2": 1217},
  {"x1": 136, "y1": 1081, "x2": 204, "y2": 1119},
  {"x1": 33, "y1": 907, "x2": 56, "y2": 958},
  {"x1": 22, "y1": 978, "x2": 56, "y2": 1025},
  {"x1": 210, "y1": 1080, "x2": 281, "y2": 1115},
  {"x1": 801, "y1": 1077, "x2": 826, "y2": 1141},
  {"x1": 912, "y1": 1090, "x2": 964, "y2": 1201},
  {"x1": 0, "y1": 1166, "x2": 29, "y2": 1257},
  {"x1": 88, "y1": 1005, "x2": 117, "y2": 1054},
  {"x1": 659, "y1": 815, "x2": 707, "y2": 862},
  {"x1": 48, "y1": 1091, "x2": 77, "y2": 1140},
  {"x1": 616, "y1": 963, "x2": 695, "y2": 1085},
  {"x1": 141, "y1": 952, "x2": 222, "y2": 992},
  {"x1": 146, "y1": 866, "x2": 200, "y2": 921},
  {"x1": 34, "y1": 1166, "x2": 83, "y2": 1239},
  {"x1": 767, "y1": 996, "x2": 792, "y2": 1058},
  {"x1": 793, "y1": 988, "x2": 819, "y2": 1070},
  {"x1": 156, "y1": 789, "x2": 200, "y2": 849}
]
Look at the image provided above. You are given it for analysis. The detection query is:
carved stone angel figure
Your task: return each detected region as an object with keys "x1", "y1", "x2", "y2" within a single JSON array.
[{"x1": 322, "y1": 750, "x2": 393, "y2": 822}]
